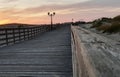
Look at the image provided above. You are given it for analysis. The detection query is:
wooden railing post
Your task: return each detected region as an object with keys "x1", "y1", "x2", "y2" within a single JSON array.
[
  {"x1": 27, "y1": 28, "x2": 29, "y2": 40},
  {"x1": 18, "y1": 27, "x2": 21, "y2": 41},
  {"x1": 5, "y1": 29, "x2": 8, "y2": 45},
  {"x1": 12, "y1": 28, "x2": 15, "y2": 44},
  {"x1": 38, "y1": 27, "x2": 41, "y2": 33},
  {"x1": 23, "y1": 28, "x2": 26, "y2": 40},
  {"x1": 33, "y1": 27, "x2": 35, "y2": 38},
  {"x1": 40, "y1": 26, "x2": 42, "y2": 33},
  {"x1": 35, "y1": 27, "x2": 37, "y2": 36}
]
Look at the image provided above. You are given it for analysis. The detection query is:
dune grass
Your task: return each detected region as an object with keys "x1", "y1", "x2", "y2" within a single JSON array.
[{"x1": 91, "y1": 15, "x2": 120, "y2": 33}]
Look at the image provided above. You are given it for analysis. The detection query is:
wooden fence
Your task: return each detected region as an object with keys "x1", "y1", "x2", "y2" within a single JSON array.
[
  {"x1": 71, "y1": 26, "x2": 96, "y2": 77},
  {"x1": 0, "y1": 25, "x2": 51, "y2": 47}
]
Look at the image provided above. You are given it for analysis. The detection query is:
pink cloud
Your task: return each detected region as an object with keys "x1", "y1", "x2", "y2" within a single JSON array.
[{"x1": 0, "y1": 0, "x2": 120, "y2": 24}]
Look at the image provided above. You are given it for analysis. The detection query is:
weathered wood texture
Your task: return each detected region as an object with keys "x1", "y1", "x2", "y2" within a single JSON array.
[
  {"x1": 0, "y1": 25, "x2": 61, "y2": 47},
  {"x1": 71, "y1": 26, "x2": 97, "y2": 77},
  {"x1": 0, "y1": 26, "x2": 50, "y2": 47},
  {"x1": 71, "y1": 25, "x2": 120, "y2": 77},
  {"x1": 0, "y1": 25, "x2": 73, "y2": 77}
]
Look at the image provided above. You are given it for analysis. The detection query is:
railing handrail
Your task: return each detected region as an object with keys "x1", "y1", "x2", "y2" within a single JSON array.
[
  {"x1": 0, "y1": 25, "x2": 60, "y2": 47},
  {"x1": 71, "y1": 25, "x2": 97, "y2": 77}
]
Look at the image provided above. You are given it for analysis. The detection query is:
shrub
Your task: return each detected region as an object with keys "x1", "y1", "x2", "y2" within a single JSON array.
[
  {"x1": 91, "y1": 17, "x2": 112, "y2": 28},
  {"x1": 113, "y1": 15, "x2": 120, "y2": 22},
  {"x1": 91, "y1": 19, "x2": 102, "y2": 28},
  {"x1": 91, "y1": 15, "x2": 120, "y2": 33},
  {"x1": 97, "y1": 25, "x2": 110, "y2": 32},
  {"x1": 106, "y1": 22, "x2": 120, "y2": 33}
]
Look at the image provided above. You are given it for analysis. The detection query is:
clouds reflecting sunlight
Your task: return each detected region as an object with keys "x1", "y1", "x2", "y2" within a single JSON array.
[{"x1": 0, "y1": 0, "x2": 120, "y2": 24}]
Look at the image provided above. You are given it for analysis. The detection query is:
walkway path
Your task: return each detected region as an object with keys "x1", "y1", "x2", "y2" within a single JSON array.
[{"x1": 0, "y1": 26, "x2": 73, "y2": 77}]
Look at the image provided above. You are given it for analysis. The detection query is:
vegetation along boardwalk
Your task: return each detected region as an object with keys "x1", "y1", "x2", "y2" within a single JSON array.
[{"x1": 0, "y1": 26, "x2": 73, "y2": 77}]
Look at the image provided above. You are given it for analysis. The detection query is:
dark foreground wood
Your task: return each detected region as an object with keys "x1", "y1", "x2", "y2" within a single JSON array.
[{"x1": 0, "y1": 25, "x2": 73, "y2": 77}]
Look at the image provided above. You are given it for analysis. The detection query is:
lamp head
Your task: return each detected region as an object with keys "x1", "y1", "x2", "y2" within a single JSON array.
[
  {"x1": 53, "y1": 12, "x2": 55, "y2": 15},
  {"x1": 48, "y1": 12, "x2": 50, "y2": 15}
]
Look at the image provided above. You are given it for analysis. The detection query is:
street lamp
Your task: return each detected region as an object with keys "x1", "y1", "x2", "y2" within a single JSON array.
[{"x1": 48, "y1": 12, "x2": 55, "y2": 30}]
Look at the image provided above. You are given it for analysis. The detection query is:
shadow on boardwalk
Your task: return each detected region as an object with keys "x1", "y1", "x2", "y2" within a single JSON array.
[{"x1": 0, "y1": 26, "x2": 73, "y2": 77}]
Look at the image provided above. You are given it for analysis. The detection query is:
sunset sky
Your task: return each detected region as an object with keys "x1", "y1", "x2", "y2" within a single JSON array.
[{"x1": 0, "y1": 0, "x2": 120, "y2": 24}]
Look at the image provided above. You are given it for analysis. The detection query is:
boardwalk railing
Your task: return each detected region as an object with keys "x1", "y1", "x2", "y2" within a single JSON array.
[
  {"x1": 0, "y1": 25, "x2": 51, "y2": 47},
  {"x1": 71, "y1": 26, "x2": 96, "y2": 77}
]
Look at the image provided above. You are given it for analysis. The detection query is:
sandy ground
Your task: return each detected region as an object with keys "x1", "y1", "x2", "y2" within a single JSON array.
[{"x1": 80, "y1": 24, "x2": 120, "y2": 42}]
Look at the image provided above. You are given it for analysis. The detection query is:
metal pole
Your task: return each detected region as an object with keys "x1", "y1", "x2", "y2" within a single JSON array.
[
  {"x1": 48, "y1": 12, "x2": 55, "y2": 30},
  {"x1": 51, "y1": 15, "x2": 53, "y2": 30}
]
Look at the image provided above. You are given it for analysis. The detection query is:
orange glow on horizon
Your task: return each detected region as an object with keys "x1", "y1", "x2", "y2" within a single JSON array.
[
  {"x1": 0, "y1": 0, "x2": 120, "y2": 25},
  {"x1": 0, "y1": 20, "x2": 10, "y2": 25}
]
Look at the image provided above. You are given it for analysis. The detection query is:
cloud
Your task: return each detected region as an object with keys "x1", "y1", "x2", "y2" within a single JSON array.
[
  {"x1": 0, "y1": 0, "x2": 120, "y2": 24},
  {"x1": 1, "y1": 0, "x2": 19, "y2": 3},
  {"x1": 75, "y1": 0, "x2": 120, "y2": 8},
  {"x1": 42, "y1": 0, "x2": 91, "y2": 4},
  {"x1": 19, "y1": 0, "x2": 120, "y2": 15}
]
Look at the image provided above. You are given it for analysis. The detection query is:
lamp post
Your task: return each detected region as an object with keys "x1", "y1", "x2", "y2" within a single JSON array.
[
  {"x1": 72, "y1": 18, "x2": 74, "y2": 25},
  {"x1": 48, "y1": 12, "x2": 55, "y2": 30}
]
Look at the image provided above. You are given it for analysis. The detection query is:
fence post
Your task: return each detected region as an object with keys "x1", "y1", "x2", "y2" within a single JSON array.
[
  {"x1": 35, "y1": 27, "x2": 37, "y2": 35},
  {"x1": 33, "y1": 27, "x2": 35, "y2": 38},
  {"x1": 30, "y1": 28, "x2": 32, "y2": 39},
  {"x1": 18, "y1": 27, "x2": 21, "y2": 41},
  {"x1": 12, "y1": 28, "x2": 15, "y2": 44},
  {"x1": 23, "y1": 28, "x2": 26, "y2": 40},
  {"x1": 5, "y1": 29, "x2": 8, "y2": 45},
  {"x1": 38, "y1": 26, "x2": 40, "y2": 33},
  {"x1": 27, "y1": 28, "x2": 29, "y2": 40}
]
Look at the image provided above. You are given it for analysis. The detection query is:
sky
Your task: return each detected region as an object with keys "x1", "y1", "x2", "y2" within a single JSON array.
[{"x1": 0, "y1": 0, "x2": 120, "y2": 24}]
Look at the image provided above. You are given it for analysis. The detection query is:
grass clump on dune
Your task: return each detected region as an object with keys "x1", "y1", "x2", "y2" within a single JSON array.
[{"x1": 92, "y1": 15, "x2": 120, "y2": 33}]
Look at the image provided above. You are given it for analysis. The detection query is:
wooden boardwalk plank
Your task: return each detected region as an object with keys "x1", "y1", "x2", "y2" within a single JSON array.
[{"x1": 0, "y1": 26, "x2": 73, "y2": 77}]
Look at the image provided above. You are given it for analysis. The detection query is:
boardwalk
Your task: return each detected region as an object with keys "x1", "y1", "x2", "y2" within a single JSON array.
[{"x1": 0, "y1": 26, "x2": 73, "y2": 77}]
